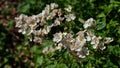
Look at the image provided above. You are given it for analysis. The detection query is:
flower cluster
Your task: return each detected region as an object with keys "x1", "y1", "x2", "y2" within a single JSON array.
[
  {"x1": 53, "y1": 31, "x2": 89, "y2": 59},
  {"x1": 83, "y1": 18, "x2": 113, "y2": 50},
  {"x1": 15, "y1": 3, "x2": 113, "y2": 60},
  {"x1": 15, "y1": 3, "x2": 75, "y2": 44},
  {"x1": 53, "y1": 18, "x2": 113, "y2": 59}
]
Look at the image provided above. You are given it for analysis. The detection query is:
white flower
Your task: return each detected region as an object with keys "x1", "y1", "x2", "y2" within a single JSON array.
[
  {"x1": 91, "y1": 36, "x2": 101, "y2": 44},
  {"x1": 27, "y1": 29, "x2": 34, "y2": 35},
  {"x1": 70, "y1": 30, "x2": 86, "y2": 51},
  {"x1": 54, "y1": 18, "x2": 61, "y2": 26},
  {"x1": 86, "y1": 31, "x2": 94, "y2": 41},
  {"x1": 42, "y1": 46, "x2": 56, "y2": 54},
  {"x1": 45, "y1": 5, "x2": 50, "y2": 12},
  {"x1": 75, "y1": 37, "x2": 86, "y2": 51},
  {"x1": 53, "y1": 32, "x2": 63, "y2": 43},
  {"x1": 61, "y1": 33, "x2": 74, "y2": 49},
  {"x1": 83, "y1": 18, "x2": 95, "y2": 29},
  {"x1": 18, "y1": 29, "x2": 26, "y2": 34},
  {"x1": 78, "y1": 55, "x2": 86, "y2": 58},
  {"x1": 33, "y1": 30, "x2": 42, "y2": 36},
  {"x1": 56, "y1": 43, "x2": 63, "y2": 50},
  {"x1": 26, "y1": 17, "x2": 37, "y2": 28},
  {"x1": 40, "y1": 17, "x2": 46, "y2": 26},
  {"x1": 15, "y1": 18, "x2": 22, "y2": 28},
  {"x1": 32, "y1": 15, "x2": 39, "y2": 22},
  {"x1": 42, "y1": 47, "x2": 49, "y2": 54},
  {"x1": 76, "y1": 30, "x2": 86, "y2": 37},
  {"x1": 33, "y1": 37, "x2": 42, "y2": 44},
  {"x1": 42, "y1": 26, "x2": 51, "y2": 35},
  {"x1": 70, "y1": 42, "x2": 76, "y2": 51},
  {"x1": 77, "y1": 47, "x2": 89, "y2": 58},
  {"x1": 69, "y1": 31, "x2": 86, "y2": 51},
  {"x1": 69, "y1": 39, "x2": 76, "y2": 51},
  {"x1": 86, "y1": 36, "x2": 91, "y2": 41},
  {"x1": 46, "y1": 9, "x2": 57, "y2": 20},
  {"x1": 62, "y1": 32, "x2": 67, "y2": 36},
  {"x1": 50, "y1": 3, "x2": 58, "y2": 9},
  {"x1": 64, "y1": 5, "x2": 72, "y2": 12},
  {"x1": 104, "y1": 37, "x2": 113, "y2": 44},
  {"x1": 15, "y1": 14, "x2": 28, "y2": 28},
  {"x1": 91, "y1": 36, "x2": 102, "y2": 49},
  {"x1": 18, "y1": 24, "x2": 28, "y2": 35},
  {"x1": 57, "y1": 9, "x2": 62, "y2": 17},
  {"x1": 98, "y1": 42, "x2": 106, "y2": 50},
  {"x1": 18, "y1": 29, "x2": 22, "y2": 33},
  {"x1": 41, "y1": 10, "x2": 49, "y2": 17},
  {"x1": 35, "y1": 14, "x2": 42, "y2": 23},
  {"x1": 53, "y1": 17, "x2": 64, "y2": 26},
  {"x1": 65, "y1": 14, "x2": 76, "y2": 22}
]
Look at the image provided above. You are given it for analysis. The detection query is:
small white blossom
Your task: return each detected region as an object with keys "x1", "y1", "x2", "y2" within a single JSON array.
[
  {"x1": 50, "y1": 3, "x2": 58, "y2": 9},
  {"x1": 77, "y1": 47, "x2": 89, "y2": 58},
  {"x1": 33, "y1": 37, "x2": 42, "y2": 43},
  {"x1": 75, "y1": 37, "x2": 86, "y2": 51},
  {"x1": 65, "y1": 14, "x2": 76, "y2": 22},
  {"x1": 76, "y1": 30, "x2": 86, "y2": 36},
  {"x1": 54, "y1": 18, "x2": 61, "y2": 26},
  {"x1": 86, "y1": 31, "x2": 94, "y2": 41},
  {"x1": 64, "y1": 5, "x2": 72, "y2": 12},
  {"x1": 41, "y1": 10, "x2": 49, "y2": 17},
  {"x1": 98, "y1": 42, "x2": 106, "y2": 50},
  {"x1": 62, "y1": 32, "x2": 67, "y2": 36},
  {"x1": 45, "y1": 5, "x2": 50, "y2": 13},
  {"x1": 70, "y1": 42, "x2": 76, "y2": 51},
  {"x1": 15, "y1": 14, "x2": 28, "y2": 27},
  {"x1": 104, "y1": 37, "x2": 113, "y2": 44},
  {"x1": 42, "y1": 47, "x2": 49, "y2": 54},
  {"x1": 53, "y1": 32, "x2": 63, "y2": 43},
  {"x1": 78, "y1": 55, "x2": 86, "y2": 58},
  {"x1": 27, "y1": 17, "x2": 37, "y2": 28},
  {"x1": 46, "y1": 9, "x2": 57, "y2": 20},
  {"x1": 33, "y1": 30, "x2": 42, "y2": 36},
  {"x1": 42, "y1": 46, "x2": 56, "y2": 54},
  {"x1": 56, "y1": 43, "x2": 63, "y2": 50},
  {"x1": 91, "y1": 36, "x2": 102, "y2": 49},
  {"x1": 83, "y1": 18, "x2": 95, "y2": 29},
  {"x1": 21, "y1": 30, "x2": 26, "y2": 34},
  {"x1": 42, "y1": 26, "x2": 51, "y2": 35},
  {"x1": 57, "y1": 9, "x2": 62, "y2": 17}
]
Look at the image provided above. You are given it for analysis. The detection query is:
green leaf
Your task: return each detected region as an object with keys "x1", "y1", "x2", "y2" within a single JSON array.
[
  {"x1": 96, "y1": 21, "x2": 106, "y2": 30},
  {"x1": 41, "y1": 40, "x2": 53, "y2": 47},
  {"x1": 8, "y1": 21, "x2": 14, "y2": 27},
  {"x1": 45, "y1": 65, "x2": 56, "y2": 68},
  {"x1": 117, "y1": 27, "x2": 120, "y2": 34},
  {"x1": 30, "y1": 46, "x2": 37, "y2": 53},
  {"x1": 56, "y1": 63, "x2": 68, "y2": 68},
  {"x1": 97, "y1": 13, "x2": 105, "y2": 18},
  {"x1": 4, "y1": 65, "x2": 11, "y2": 68},
  {"x1": 106, "y1": 20, "x2": 118, "y2": 29},
  {"x1": 96, "y1": 13, "x2": 106, "y2": 30},
  {"x1": 18, "y1": 4, "x2": 30, "y2": 13},
  {"x1": 36, "y1": 56, "x2": 44, "y2": 66}
]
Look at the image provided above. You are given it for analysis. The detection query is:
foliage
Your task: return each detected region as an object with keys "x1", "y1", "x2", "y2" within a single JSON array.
[{"x1": 0, "y1": 0, "x2": 120, "y2": 68}]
